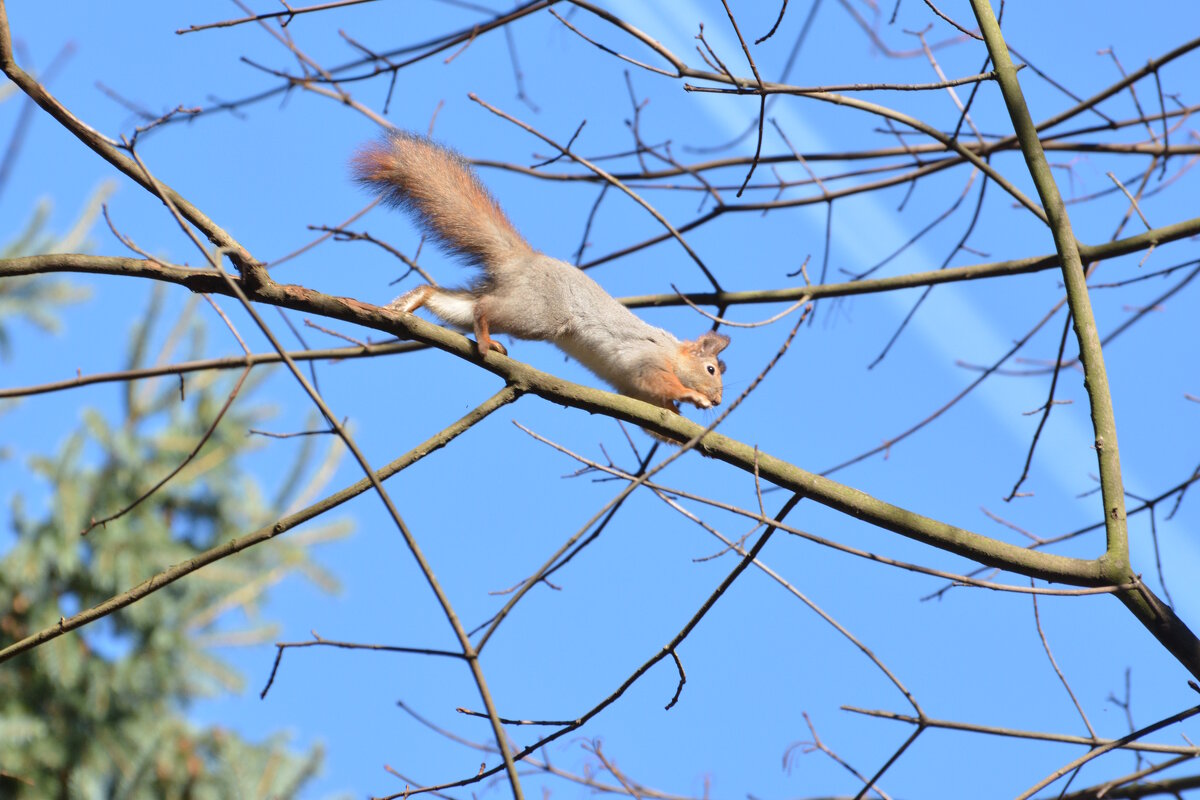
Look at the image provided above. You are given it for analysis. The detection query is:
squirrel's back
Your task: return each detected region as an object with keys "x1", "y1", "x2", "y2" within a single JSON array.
[{"x1": 351, "y1": 130, "x2": 533, "y2": 269}]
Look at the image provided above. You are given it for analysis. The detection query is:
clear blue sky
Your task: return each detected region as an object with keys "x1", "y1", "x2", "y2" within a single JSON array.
[{"x1": 3, "y1": 1, "x2": 1200, "y2": 798}]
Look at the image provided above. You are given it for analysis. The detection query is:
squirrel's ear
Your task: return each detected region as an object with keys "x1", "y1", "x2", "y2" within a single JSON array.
[{"x1": 696, "y1": 331, "x2": 730, "y2": 356}]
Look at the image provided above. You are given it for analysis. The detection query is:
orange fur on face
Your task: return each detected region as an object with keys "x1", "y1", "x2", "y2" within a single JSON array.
[{"x1": 638, "y1": 368, "x2": 712, "y2": 411}]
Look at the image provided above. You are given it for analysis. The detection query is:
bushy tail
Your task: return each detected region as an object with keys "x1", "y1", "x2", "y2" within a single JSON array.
[{"x1": 351, "y1": 130, "x2": 532, "y2": 271}]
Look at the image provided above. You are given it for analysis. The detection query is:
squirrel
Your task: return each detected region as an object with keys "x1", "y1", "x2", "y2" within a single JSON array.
[{"x1": 351, "y1": 130, "x2": 730, "y2": 414}]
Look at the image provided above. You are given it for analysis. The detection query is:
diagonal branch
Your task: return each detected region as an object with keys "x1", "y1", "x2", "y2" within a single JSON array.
[
  {"x1": 969, "y1": 0, "x2": 1200, "y2": 680},
  {"x1": 0, "y1": 252, "x2": 1138, "y2": 591},
  {"x1": 0, "y1": 4, "x2": 260, "y2": 281},
  {"x1": 970, "y1": 0, "x2": 1124, "y2": 565},
  {"x1": 0, "y1": 387, "x2": 521, "y2": 665}
]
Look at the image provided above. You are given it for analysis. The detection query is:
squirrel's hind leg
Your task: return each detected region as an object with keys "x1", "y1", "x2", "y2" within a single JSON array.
[
  {"x1": 390, "y1": 285, "x2": 478, "y2": 329},
  {"x1": 472, "y1": 303, "x2": 508, "y2": 358},
  {"x1": 389, "y1": 285, "x2": 503, "y2": 357},
  {"x1": 388, "y1": 284, "x2": 436, "y2": 314}
]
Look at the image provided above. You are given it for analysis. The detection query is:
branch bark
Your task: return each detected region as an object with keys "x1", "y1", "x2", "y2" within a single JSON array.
[
  {"x1": 969, "y1": 0, "x2": 1200, "y2": 679},
  {"x1": 0, "y1": 251, "x2": 1116, "y2": 586}
]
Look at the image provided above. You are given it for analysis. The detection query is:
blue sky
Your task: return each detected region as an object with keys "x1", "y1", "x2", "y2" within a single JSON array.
[{"x1": 3, "y1": 1, "x2": 1200, "y2": 798}]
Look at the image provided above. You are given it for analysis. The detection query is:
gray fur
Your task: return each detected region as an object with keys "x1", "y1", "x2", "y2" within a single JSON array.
[
  {"x1": 362, "y1": 130, "x2": 729, "y2": 412},
  {"x1": 413, "y1": 252, "x2": 681, "y2": 403}
]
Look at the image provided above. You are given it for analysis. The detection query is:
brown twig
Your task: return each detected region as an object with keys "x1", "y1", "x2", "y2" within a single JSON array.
[
  {"x1": 262, "y1": 633, "x2": 464, "y2": 699},
  {"x1": 844, "y1": 705, "x2": 1200, "y2": 756},
  {"x1": 1030, "y1": 582, "x2": 1097, "y2": 738},
  {"x1": 1004, "y1": 313, "x2": 1073, "y2": 501},
  {"x1": 177, "y1": 0, "x2": 379, "y2": 34},
  {"x1": 469, "y1": 93, "x2": 724, "y2": 292}
]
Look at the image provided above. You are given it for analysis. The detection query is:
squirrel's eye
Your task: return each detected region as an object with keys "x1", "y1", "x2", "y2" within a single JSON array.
[{"x1": 706, "y1": 365, "x2": 716, "y2": 375}]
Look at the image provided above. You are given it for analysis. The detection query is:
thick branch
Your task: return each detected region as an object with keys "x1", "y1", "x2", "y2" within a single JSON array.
[
  {"x1": 970, "y1": 0, "x2": 1200, "y2": 679},
  {"x1": 0, "y1": 253, "x2": 1112, "y2": 587},
  {"x1": 7, "y1": 207, "x2": 1200, "y2": 314},
  {"x1": 970, "y1": 0, "x2": 1127, "y2": 568},
  {"x1": 620, "y1": 214, "x2": 1200, "y2": 308},
  {"x1": 0, "y1": 4, "x2": 260, "y2": 280}
]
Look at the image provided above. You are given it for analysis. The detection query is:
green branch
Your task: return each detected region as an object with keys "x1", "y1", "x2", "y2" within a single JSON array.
[{"x1": 969, "y1": 0, "x2": 1200, "y2": 679}]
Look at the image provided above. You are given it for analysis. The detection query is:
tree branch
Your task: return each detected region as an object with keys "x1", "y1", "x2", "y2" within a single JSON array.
[{"x1": 969, "y1": 0, "x2": 1200, "y2": 680}]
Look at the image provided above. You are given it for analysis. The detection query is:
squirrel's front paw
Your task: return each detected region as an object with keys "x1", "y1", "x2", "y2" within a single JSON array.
[{"x1": 685, "y1": 392, "x2": 712, "y2": 410}]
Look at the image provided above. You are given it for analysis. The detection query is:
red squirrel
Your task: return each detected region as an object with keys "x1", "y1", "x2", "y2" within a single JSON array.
[{"x1": 351, "y1": 130, "x2": 730, "y2": 414}]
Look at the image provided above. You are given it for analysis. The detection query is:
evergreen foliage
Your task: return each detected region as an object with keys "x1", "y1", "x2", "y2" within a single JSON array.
[{"x1": 0, "y1": 188, "x2": 345, "y2": 798}]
